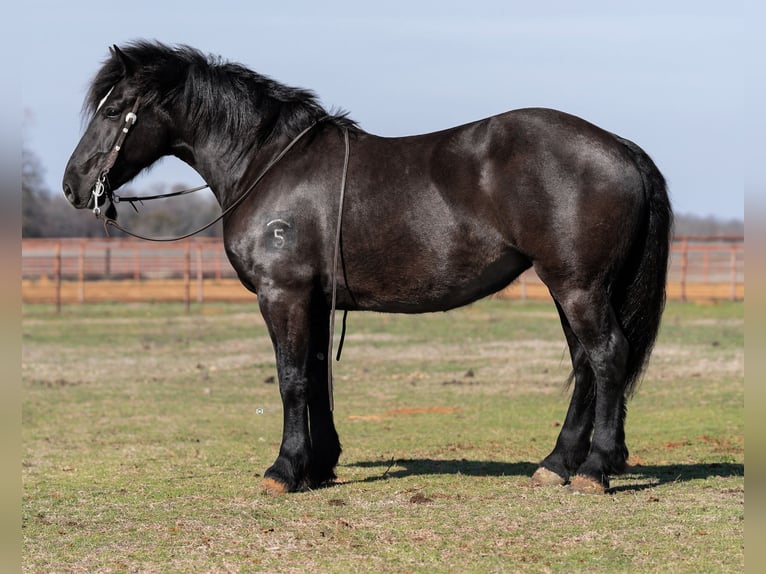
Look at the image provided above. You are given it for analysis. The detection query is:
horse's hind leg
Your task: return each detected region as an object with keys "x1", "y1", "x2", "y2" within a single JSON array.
[
  {"x1": 540, "y1": 283, "x2": 630, "y2": 493},
  {"x1": 532, "y1": 301, "x2": 595, "y2": 486}
]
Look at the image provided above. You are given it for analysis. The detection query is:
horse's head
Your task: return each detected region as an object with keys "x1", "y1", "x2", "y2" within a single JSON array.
[{"x1": 62, "y1": 45, "x2": 173, "y2": 217}]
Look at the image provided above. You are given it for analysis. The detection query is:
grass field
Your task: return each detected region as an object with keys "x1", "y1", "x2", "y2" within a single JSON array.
[{"x1": 22, "y1": 299, "x2": 744, "y2": 573}]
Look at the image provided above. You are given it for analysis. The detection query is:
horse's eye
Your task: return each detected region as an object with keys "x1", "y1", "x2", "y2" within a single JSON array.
[{"x1": 104, "y1": 107, "x2": 120, "y2": 119}]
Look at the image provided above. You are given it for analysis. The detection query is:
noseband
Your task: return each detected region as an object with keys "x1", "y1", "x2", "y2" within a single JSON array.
[{"x1": 91, "y1": 96, "x2": 141, "y2": 216}]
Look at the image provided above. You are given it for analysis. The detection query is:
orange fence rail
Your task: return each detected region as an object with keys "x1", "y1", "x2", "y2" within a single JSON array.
[{"x1": 22, "y1": 236, "x2": 744, "y2": 311}]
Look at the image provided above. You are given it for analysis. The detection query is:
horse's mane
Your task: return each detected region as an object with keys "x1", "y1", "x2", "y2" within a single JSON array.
[{"x1": 85, "y1": 40, "x2": 357, "y2": 143}]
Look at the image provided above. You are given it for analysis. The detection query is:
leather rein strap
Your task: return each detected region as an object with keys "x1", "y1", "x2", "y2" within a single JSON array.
[
  {"x1": 101, "y1": 120, "x2": 327, "y2": 242},
  {"x1": 327, "y1": 128, "x2": 350, "y2": 412},
  {"x1": 113, "y1": 183, "x2": 210, "y2": 211}
]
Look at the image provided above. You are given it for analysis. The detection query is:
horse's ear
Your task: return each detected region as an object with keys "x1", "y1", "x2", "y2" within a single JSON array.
[{"x1": 110, "y1": 44, "x2": 135, "y2": 77}]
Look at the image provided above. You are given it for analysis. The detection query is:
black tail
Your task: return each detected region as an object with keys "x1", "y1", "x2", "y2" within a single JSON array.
[{"x1": 612, "y1": 136, "x2": 673, "y2": 397}]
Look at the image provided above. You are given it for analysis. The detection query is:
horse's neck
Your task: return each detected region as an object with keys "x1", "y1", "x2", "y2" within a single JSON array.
[
  {"x1": 169, "y1": 126, "x2": 269, "y2": 209},
  {"x1": 168, "y1": 103, "x2": 322, "y2": 208}
]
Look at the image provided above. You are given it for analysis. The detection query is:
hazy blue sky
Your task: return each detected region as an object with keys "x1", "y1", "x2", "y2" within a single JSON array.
[{"x1": 21, "y1": 0, "x2": 745, "y2": 219}]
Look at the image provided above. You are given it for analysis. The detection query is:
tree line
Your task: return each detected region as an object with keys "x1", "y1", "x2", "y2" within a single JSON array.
[{"x1": 23, "y1": 147, "x2": 742, "y2": 239}]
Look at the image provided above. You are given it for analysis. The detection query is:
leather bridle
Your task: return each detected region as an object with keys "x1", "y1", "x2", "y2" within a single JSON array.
[{"x1": 90, "y1": 96, "x2": 142, "y2": 216}]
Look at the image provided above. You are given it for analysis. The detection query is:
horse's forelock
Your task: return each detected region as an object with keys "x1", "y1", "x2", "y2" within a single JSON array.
[{"x1": 84, "y1": 58, "x2": 125, "y2": 119}]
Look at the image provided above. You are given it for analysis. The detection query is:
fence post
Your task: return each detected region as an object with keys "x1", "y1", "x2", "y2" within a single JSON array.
[
  {"x1": 134, "y1": 246, "x2": 141, "y2": 281},
  {"x1": 520, "y1": 272, "x2": 527, "y2": 301},
  {"x1": 729, "y1": 244, "x2": 737, "y2": 301},
  {"x1": 703, "y1": 249, "x2": 710, "y2": 283},
  {"x1": 54, "y1": 241, "x2": 62, "y2": 314},
  {"x1": 679, "y1": 238, "x2": 688, "y2": 303},
  {"x1": 78, "y1": 241, "x2": 85, "y2": 304},
  {"x1": 184, "y1": 241, "x2": 191, "y2": 313},
  {"x1": 196, "y1": 244, "x2": 203, "y2": 303}
]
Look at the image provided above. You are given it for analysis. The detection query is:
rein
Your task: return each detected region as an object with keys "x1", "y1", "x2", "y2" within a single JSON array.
[
  {"x1": 98, "y1": 120, "x2": 325, "y2": 242},
  {"x1": 327, "y1": 128, "x2": 350, "y2": 412},
  {"x1": 113, "y1": 183, "x2": 210, "y2": 211}
]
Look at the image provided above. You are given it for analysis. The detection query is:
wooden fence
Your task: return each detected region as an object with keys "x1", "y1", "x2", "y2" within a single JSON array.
[{"x1": 21, "y1": 236, "x2": 744, "y2": 312}]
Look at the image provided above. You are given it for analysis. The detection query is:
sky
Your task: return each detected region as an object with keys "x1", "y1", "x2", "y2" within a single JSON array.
[{"x1": 20, "y1": 0, "x2": 747, "y2": 219}]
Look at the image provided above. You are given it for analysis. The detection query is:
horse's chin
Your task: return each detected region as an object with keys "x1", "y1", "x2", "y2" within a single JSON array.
[{"x1": 104, "y1": 201, "x2": 118, "y2": 220}]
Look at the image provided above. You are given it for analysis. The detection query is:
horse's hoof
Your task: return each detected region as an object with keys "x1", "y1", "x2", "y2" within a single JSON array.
[
  {"x1": 531, "y1": 466, "x2": 567, "y2": 487},
  {"x1": 261, "y1": 478, "x2": 289, "y2": 496},
  {"x1": 569, "y1": 474, "x2": 606, "y2": 495}
]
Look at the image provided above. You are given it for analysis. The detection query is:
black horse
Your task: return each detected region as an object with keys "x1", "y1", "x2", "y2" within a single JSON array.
[{"x1": 63, "y1": 42, "x2": 672, "y2": 494}]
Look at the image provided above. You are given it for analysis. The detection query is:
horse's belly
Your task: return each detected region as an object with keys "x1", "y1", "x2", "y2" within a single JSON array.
[{"x1": 344, "y1": 247, "x2": 532, "y2": 313}]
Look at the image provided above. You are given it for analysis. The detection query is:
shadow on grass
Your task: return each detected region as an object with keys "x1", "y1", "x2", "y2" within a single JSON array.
[
  {"x1": 345, "y1": 458, "x2": 744, "y2": 492},
  {"x1": 610, "y1": 462, "x2": 744, "y2": 492},
  {"x1": 348, "y1": 458, "x2": 539, "y2": 482}
]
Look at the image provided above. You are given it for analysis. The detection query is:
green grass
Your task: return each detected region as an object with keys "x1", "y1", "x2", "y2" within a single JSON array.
[{"x1": 22, "y1": 300, "x2": 744, "y2": 573}]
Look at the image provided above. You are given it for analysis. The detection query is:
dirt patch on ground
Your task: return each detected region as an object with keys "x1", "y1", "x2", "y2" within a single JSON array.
[
  {"x1": 348, "y1": 406, "x2": 461, "y2": 422},
  {"x1": 685, "y1": 318, "x2": 744, "y2": 327},
  {"x1": 646, "y1": 344, "x2": 744, "y2": 382}
]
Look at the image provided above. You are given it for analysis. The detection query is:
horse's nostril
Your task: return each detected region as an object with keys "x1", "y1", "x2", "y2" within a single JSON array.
[{"x1": 63, "y1": 183, "x2": 76, "y2": 205}]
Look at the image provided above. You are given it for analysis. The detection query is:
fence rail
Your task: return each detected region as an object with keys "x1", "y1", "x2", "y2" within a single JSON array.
[{"x1": 22, "y1": 236, "x2": 744, "y2": 311}]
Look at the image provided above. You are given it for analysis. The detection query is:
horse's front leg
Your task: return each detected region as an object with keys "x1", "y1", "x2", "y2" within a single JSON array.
[
  {"x1": 258, "y1": 291, "x2": 317, "y2": 494},
  {"x1": 305, "y1": 299, "x2": 342, "y2": 487}
]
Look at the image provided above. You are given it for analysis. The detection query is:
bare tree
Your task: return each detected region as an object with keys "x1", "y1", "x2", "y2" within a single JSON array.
[
  {"x1": 21, "y1": 147, "x2": 48, "y2": 237},
  {"x1": 673, "y1": 213, "x2": 744, "y2": 237}
]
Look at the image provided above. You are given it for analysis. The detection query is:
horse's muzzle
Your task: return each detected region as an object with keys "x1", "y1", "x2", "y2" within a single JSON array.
[
  {"x1": 62, "y1": 182, "x2": 87, "y2": 209},
  {"x1": 63, "y1": 175, "x2": 100, "y2": 211}
]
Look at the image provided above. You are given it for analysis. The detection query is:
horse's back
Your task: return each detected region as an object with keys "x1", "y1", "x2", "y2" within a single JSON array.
[{"x1": 347, "y1": 107, "x2": 646, "y2": 271}]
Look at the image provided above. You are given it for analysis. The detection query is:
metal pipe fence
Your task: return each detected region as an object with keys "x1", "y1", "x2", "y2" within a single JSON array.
[{"x1": 22, "y1": 236, "x2": 744, "y2": 311}]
